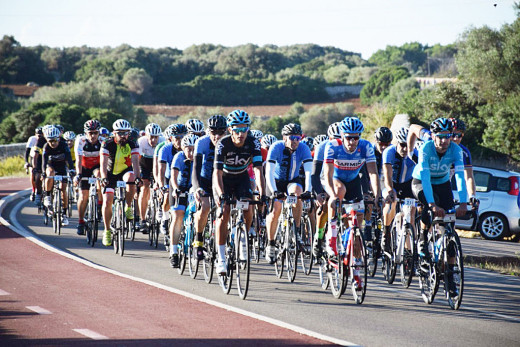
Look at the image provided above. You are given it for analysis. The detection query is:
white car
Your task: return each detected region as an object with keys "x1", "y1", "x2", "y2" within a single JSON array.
[{"x1": 453, "y1": 166, "x2": 520, "y2": 240}]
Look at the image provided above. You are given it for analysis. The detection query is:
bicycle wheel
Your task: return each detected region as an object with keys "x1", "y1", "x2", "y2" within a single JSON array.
[
  {"x1": 188, "y1": 230, "x2": 199, "y2": 279},
  {"x1": 43, "y1": 206, "x2": 49, "y2": 225},
  {"x1": 218, "y1": 236, "x2": 233, "y2": 294},
  {"x1": 86, "y1": 199, "x2": 93, "y2": 245},
  {"x1": 286, "y1": 219, "x2": 298, "y2": 282},
  {"x1": 367, "y1": 225, "x2": 379, "y2": 278},
  {"x1": 178, "y1": 231, "x2": 187, "y2": 275},
  {"x1": 119, "y1": 201, "x2": 125, "y2": 257},
  {"x1": 113, "y1": 202, "x2": 121, "y2": 254},
  {"x1": 203, "y1": 223, "x2": 215, "y2": 284},
  {"x1": 300, "y1": 215, "x2": 313, "y2": 276},
  {"x1": 383, "y1": 226, "x2": 397, "y2": 284},
  {"x1": 419, "y1": 257, "x2": 439, "y2": 304},
  {"x1": 274, "y1": 224, "x2": 285, "y2": 278},
  {"x1": 236, "y1": 225, "x2": 250, "y2": 299},
  {"x1": 92, "y1": 197, "x2": 99, "y2": 246},
  {"x1": 444, "y1": 233, "x2": 464, "y2": 310},
  {"x1": 54, "y1": 189, "x2": 61, "y2": 235},
  {"x1": 318, "y1": 258, "x2": 330, "y2": 290},
  {"x1": 400, "y1": 224, "x2": 415, "y2": 288},
  {"x1": 350, "y1": 228, "x2": 367, "y2": 304},
  {"x1": 68, "y1": 184, "x2": 73, "y2": 218}
]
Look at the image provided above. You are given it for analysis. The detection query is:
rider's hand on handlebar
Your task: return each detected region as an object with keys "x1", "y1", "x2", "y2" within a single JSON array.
[
  {"x1": 300, "y1": 191, "x2": 312, "y2": 200},
  {"x1": 273, "y1": 191, "x2": 285, "y2": 200},
  {"x1": 430, "y1": 203, "x2": 445, "y2": 218},
  {"x1": 456, "y1": 203, "x2": 468, "y2": 218}
]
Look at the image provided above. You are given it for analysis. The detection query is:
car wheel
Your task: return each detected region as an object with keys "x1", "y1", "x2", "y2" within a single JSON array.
[{"x1": 478, "y1": 213, "x2": 510, "y2": 240}]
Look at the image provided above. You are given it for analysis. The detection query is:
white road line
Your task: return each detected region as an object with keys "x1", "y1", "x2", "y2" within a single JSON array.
[
  {"x1": 73, "y1": 329, "x2": 108, "y2": 340},
  {"x1": 0, "y1": 289, "x2": 11, "y2": 295},
  {"x1": 26, "y1": 306, "x2": 52, "y2": 315},
  {"x1": 1, "y1": 191, "x2": 358, "y2": 346}
]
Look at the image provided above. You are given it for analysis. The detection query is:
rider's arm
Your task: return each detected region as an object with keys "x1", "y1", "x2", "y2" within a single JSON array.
[
  {"x1": 453, "y1": 147, "x2": 468, "y2": 204},
  {"x1": 366, "y1": 161, "x2": 381, "y2": 201},
  {"x1": 24, "y1": 147, "x2": 31, "y2": 164},
  {"x1": 311, "y1": 160, "x2": 324, "y2": 195},
  {"x1": 64, "y1": 145, "x2": 74, "y2": 170},
  {"x1": 303, "y1": 160, "x2": 313, "y2": 193},
  {"x1": 171, "y1": 168, "x2": 180, "y2": 190},
  {"x1": 464, "y1": 167, "x2": 476, "y2": 198},
  {"x1": 323, "y1": 162, "x2": 335, "y2": 197},
  {"x1": 417, "y1": 146, "x2": 435, "y2": 205},
  {"x1": 131, "y1": 152, "x2": 140, "y2": 179},
  {"x1": 41, "y1": 147, "x2": 49, "y2": 174},
  {"x1": 265, "y1": 161, "x2": 277, "y2": 194},
  {"x1": 192, "y1": 154, "x2": 203, "y2": 191},
  {"x1": 253, "y1": 166, "x2": 265, "y2": 196},
  {"x1": 100, "y1": 149, "x2": 108, "y2": 179},
  {"x1": 383, "y1": 163, "x2": 394, "y2": 192},
  {"x1": 213, "y1": 168, "x2": 224, "y2": 199},
  {"x1": 407, "y1": 124, "x2": 427, "y2": 158}
]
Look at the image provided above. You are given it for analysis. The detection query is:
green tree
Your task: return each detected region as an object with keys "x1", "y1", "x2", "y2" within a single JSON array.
[
  {"x1": 122, "y1": 68, "x2": 153, "y2": 95},
  {"x1": 360, "y1": 67, "x2": 410, "y2": 105}
]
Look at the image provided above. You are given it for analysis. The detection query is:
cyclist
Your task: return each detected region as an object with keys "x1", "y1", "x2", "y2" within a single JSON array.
[
  {"x1": 41, "y1": 126, "x2": 74, "y2": 226},
  {"x1": 25, "y1": 127, "x2": 43, "y2": 202},
  {"x1": 63, "y1": 131, "x2": 76, "y2": 165},
  {"x1": 323, "y1": 117, "x2": 381, "y2": 256},
  {"x1": 213, "y1": 110, "x2": 266, "y2": 275},
  {"x1": 157, "y1": 123, "x2": 186, "y2": 236},
  {"x1": 192, "y1": 115, "x2": 228, "y2": 260},
  {"x1": 169, "y1": 134, "x2": 198, "y2": 267},
  {"x1": 381, "y1": 127, "x2": 417, "y2": 253},
  {"x1": 137, "y1": 123, "x2": 165, "y2": 232},
  {"x1": 264, "y1": 123, "x2": 313, "y2": 264},
  {"x1": 73, "y1": 120, "x2": 104, "y2": 235},
  {"x1": 411, "y1": 117, "x2": 468, "y2": 296},
  {"x1": 261, "y1": 134, "x2": 278, "y2": 162},
  {"x1": 100, "y1": 127, "x2": 110, "y2": 138},
  {"x1": 311, "y1": 123, "x2": 341, "y2": 257},
  {"x1": 100, "y1": 119, "x2": 142, "y2": 246},
  {"x1": 186, "y1": 119, "x2": 205, "y2": 137}
]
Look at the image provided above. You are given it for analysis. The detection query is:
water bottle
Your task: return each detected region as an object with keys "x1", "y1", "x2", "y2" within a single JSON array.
[{"x1": 396, "y1": 229, "x2": 403, "y2": 263}]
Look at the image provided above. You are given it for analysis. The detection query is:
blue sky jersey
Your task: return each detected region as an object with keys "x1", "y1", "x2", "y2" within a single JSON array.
[
  {"x1": 172, "y1": 151, "x2": 192, "y2": 190},
  {"x1": 158, "y1": 142, "x2": 179, "y2": 180},
  {"x1": 194, "y1": 135, "x2": 215, "y2": 180},
  {"x1": 267, "y1": 140, "x2": 313, "y2": 181},
  {"x1": 324, "y1": 138, "x2": 376, "y2": 183},
  {"x1": 412, "y1": 140, "x2": 467, "y2": 204},
  {"x1": 383, "y1": 145, "x2": 417, "y2": 183},
  {"x1": 214, "y1": 134, "x2": 262, "y2": 175}
]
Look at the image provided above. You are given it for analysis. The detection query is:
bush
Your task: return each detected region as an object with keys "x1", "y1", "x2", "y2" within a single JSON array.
[
  {"x1": 360, "y1": 66, "x2": 410, "y2": 105},
  {"x1": 0, "y1": 156, "x2": 25, "y2": 177},
  {"x1": 300, "y1": 103, "x2": 355, "y2": 136}
]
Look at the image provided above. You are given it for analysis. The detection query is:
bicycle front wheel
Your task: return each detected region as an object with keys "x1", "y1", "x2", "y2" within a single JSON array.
[
  {"x1": 218, "y1": 237, "x2": 233, "y2": 294},
  {"x1": 400, "y1": 225, "x2": 416, "y2": 288},
  {"x1": 286, "y1": 219, "x2": 299, "y2": 283},
  {"x1": 419, "y1": 258, "x2": 439, "y2": 304},
  {"x1": 300, "y1": 215, "x2": 313, "y2": 276},
  {"x1": 351, "y1": 228, "x2": 367, "y2": 304},
  {"x1": 382, "y1": 226, "x2": 397, "y2": 284},
  {"x1": 119, "y1": 202, "x2": 125, "y2": 257},
  {"x1": 178, "y1": 231, "x2": 187, "y2": 275},
  {"x1": 236, "y1": 226, "x2": 250, "y2": 300},
  {"x1": 203, "y1": 228, "x2": 215, "y2": 284},
  {"x1": 444, "y1": 233, "x2": 464, "y2": 310}
]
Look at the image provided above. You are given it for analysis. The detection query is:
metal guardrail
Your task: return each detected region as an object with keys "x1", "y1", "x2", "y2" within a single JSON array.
[{"x1": 0, "y1": 143, "x2": 26, "y2": 160}]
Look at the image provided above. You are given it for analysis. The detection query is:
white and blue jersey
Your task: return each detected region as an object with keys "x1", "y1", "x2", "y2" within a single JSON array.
[
  {"x1": 172, "y1": 151, "x2": 192, "y2": 190},
  {"x1": 383, "y1": 145, "x2": 416, "y2": 183},
  {"x1": 267, "y1": 141, "x2": 312, "y2": 181},
  {"x1": 194, "y1": 135, "x2": 215, "y2": 180},
  {"x1": 324, "y1": 138, "x2": 376, "y2": 183},
  {"x1": 412, "y1": 140, "x2": 467, "y2": 204},
  {"x1": 158, "y1": 143, "x2": 179, "y2": 180}
]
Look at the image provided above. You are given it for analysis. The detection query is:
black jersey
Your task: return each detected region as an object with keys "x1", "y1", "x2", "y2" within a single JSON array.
[
  {"x1": 101, "y1": 138, "x2": 139, "y2": 175},
  {"x1": 214, "y1": 134, "x2": 262, "y2": 175},
  {"x1": 42, "y1": 140, "x2": 73, "y2": 171}
]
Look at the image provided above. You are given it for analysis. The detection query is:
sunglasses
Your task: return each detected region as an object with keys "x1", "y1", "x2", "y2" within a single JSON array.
[
  {"x1": 87, "y1": 131, "x2": 99, "y2": 136},
  {"x1": 231, "y1": 127, "x2": 249, "y2": 134},
  {"x1": 115, "y1": 131, "x2": 129, "y2": 136},
  {"x1": 435, "y1": 133, "x2": 452, "y2": 139},
  {"x1": 48, "y1": 138, "x2": 59, "y2": 143},
  {"x1": 378, "y1": 141, "x2": 391, "y2": 146},
  {"x1": 210, "y1": 129, "x2": 226, "y2": 135},
  {"x1": 288, "y1": 135, "x2": 302, "y2": 141},
  {"x1": 452, "y1": 133, "x2": 463, "y2": 139},
  {"x1": 398, "y1": 142, "x2": 407, "y2": 147},
  {"x1": 345, "y1": 135, "x2": 360, "y2": 141},
  {"x1": 171, "y1": 134, "x2": 184, "y2": 139}
]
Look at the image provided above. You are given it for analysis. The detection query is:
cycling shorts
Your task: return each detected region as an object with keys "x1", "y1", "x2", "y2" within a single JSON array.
[
  {"x1": 104, "y1": 167, "x2": 133, "y2": 193},
  {"x1": 267, "y1": 177, "x2": 303, "y2": 196},
  {"x1": 223, "y1": 173, "x2": 252, "y2": 200},
  {"x1": 335, "y1": 175, "x2": 363, "y2": 202},
  {"x1": 80, "y1": 166, "x2": 100, "y2": 190}
]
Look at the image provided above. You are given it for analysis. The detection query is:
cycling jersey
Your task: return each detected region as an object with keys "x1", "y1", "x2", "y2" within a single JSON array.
[
  {"x1": 158, "y1": 142, "x2": 180, "y2": 180},
  {"x1": 324, "y1": 138, "x2": 376, "y2": 183},
  {"x1": 193, "y1": 135, "x2": 216, "y2": 181},
  {"x1": 33, "y1": 136, "x2": 66, "y2": 155},
  {"x1": 25, "y1": 135, "x2": 38, "y2": 163},
  {"x1": 311, "y1": 140, "x2": 329, "y2": 194},
  {"x1": 267, "y1": 140, "x2": 312, "y2": 181},
  {"x1": 101, "y1": 138, "x2": 139, "y2": 175},
  {"x1": 138, "y1": 135, "x2": 165, "y2": 177},
  {"x1": 459, "y1": 143, "x2": 472, "y2": 167},
  {"x1": 374, "y1": 149, "x2": 383, "y2": 177},
  {"x1": 74, "y1": 135, "x2": 102, "y2": 170},
  {"x1": 383, "y1": 145, "x2": 416, "y2": 184},
  {"x1": 171, "y1": 151, "x2": 192, "y2": 191},
  {"x1": 42, "y1": 141, "x2": 74, "y2": 175},
  {"x1": 412, "y1": 140, "x2": 467, "y2": 204},
  {"x1": 214, "y1": 134, "x2": 262, "y2": 175}
]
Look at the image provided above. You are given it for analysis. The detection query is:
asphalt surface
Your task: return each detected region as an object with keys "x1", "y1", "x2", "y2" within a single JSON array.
[{"x1": 2, "y1": 178, "x2": 520, "y2": 346}]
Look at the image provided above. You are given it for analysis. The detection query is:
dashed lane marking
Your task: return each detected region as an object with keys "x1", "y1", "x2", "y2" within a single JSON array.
[
  {"x1": 73, "y1": 329, "x2": 108, "y2": 340},
  {"x1": 26, "y1": 306, "x2": 52, "y2": 315},
  {"x1": 0, "y1": 289, "x2": 11, "y2": 295}
]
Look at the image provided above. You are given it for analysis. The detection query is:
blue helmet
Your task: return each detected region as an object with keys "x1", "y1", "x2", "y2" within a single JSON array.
[
  {"x1": 227, "y1": 109, "x2": 251, "y2": 127},
  {"x1": 340, "y1": 117, "x2": 364, "y2": 134},
  {"x1": 170, "y1": 123, "x2": 187, "y2": 136},
  {"x1": 301, "y1": 136, "x2": 315, "y2": 151},
  {"x1": 430, "y1": 117, "x2": 453, "y2": 133}
]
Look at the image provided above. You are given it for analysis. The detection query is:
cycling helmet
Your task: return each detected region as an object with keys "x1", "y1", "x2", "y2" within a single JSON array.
[
  {"x1": 84, "y1": 120, "x2": 101, "y2": 132},
  {"x1": 250, "y1": 129, "x2": 264, "y2": 140},
  {"x1": 54, "y1": 124, "x2": 64, "y2": 134},
  {"x1": 113, "y1": 119, "x2": 131, "y2": 131},
  {"x1": 145, "y1": 123, "x2": 162, "y2": 136},
  {"x1": 43, "y1": 126, "x2": 60, "y2": 139},
  {"x1": 186, "y1": 119, "x2": 205, "y2": 134},
  {"x1": 301, "y1": 136, "x2": 315, "y2": 151},
  {"x1": 261, "y1": 134, "x2": 278, "y2": 148},
  {"x1": 449, "y1": 118, "x2": 466, "y2": 132},
  {"x1": 207, "y1": 115, "x2": 227, "y2": 129},
  {"x1": 181, "y1": 134, "x2": 199, "y2": 148},
  {"x1": 227, "y1": 109, "x2": 251, "y2": 127},
  {"x1": 314, "y1": 134, "x2": 328, "y2": 147},
  {"x1": 395, "y1": 127, "x2": 409, "y2": 144},
  {"x1": 170, "y1": 123, "x2": 187, "y2": 136},
  {"x1": 63, "y1": 131, "x2": 76, "y2": 141},
  {"x1": 130, "y1": 128, "x2": 139, "y2": 141},
  {"x1": 430, "y1": 117, "x2": 453, "y2": 133},
  {"x1": 35, "y1": 126, "x2": 43, "y2": 135},
  {"x1": 340, "y1": 117, "x2": 364, "y2": 134},
  {"x1": 327, "y1": 122, "x2": 342, "y2": 139},
  {"x1": 281, "y1": 123, "x2": 302, "y2": 136},
  {"x1": 375, "y1": 127, "x2": 393, "y2": 143},
  {"x1": 99, "y1": 127, "x2": 109, "y2": 136}
]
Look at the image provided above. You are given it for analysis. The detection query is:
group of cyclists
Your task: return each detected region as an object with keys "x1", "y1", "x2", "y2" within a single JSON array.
[{"x1": 23, "y1": 109, "x2": 476, "y2": 306}]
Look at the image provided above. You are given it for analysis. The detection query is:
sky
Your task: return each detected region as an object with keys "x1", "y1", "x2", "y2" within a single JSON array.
[{"x1": 0, "y1": 0, "x2": 517, "y2": 59}]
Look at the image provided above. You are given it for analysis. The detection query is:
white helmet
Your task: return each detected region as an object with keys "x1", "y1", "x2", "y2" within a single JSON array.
[
  {"x1": 181, "y1": 134, "x2": 199, "y2": 148},
  {"x1": 250, "y1": 129, "x2": 264, "y2": 140},
  {"x1": 63, "y1": 131, "x2": 76, "y2": 141},
  {"x1": 327, "y1": 122, "x2": 342, "y2": 139},
  {"x1": 186, "y1": 119, "x2": 205, "y2": 134},
  {"x1": 43, "y1": 126, "x2": 60, "y2": 139},
  {"x1": 260, "y1": 134, "x2": 277, "y2": 148},
  {"x1": 396, "y1": 127, "x2": 409, "y2": 144},
  {"x1": 112, "y1": 119, "x2": 131, "y2": 131},
  {"x1": 145, "y1": 123, "x2": 162, "y2": 136}
]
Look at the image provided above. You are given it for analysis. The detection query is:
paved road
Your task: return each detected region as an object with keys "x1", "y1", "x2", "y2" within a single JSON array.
[{"x1": 2, "y1": 180, "x2": 520, "y2": 346}]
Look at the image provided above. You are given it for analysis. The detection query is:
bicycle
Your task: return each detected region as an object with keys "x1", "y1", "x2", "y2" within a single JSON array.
[
  {"x1": 299, "y1": 197, "x2": 314, "y2": 276},
  {"x1": 218, "y1": 198, "x2": 262, "y2": 300},
  {"x1": 67, "y1": 172, "x2": 75, "y2": 218},
  {"x1": 145, "y1": 184, "x2": 161, "y2": 249},
  {"x1": 393, "y1": 198, "x2": 418, "y2": 288},
  {"x1": 419, "y1": 207, "x2": 469, "y2": 310},
  {"x1": 273, "y1": 194, "x2": 300, "y2": 283},
  {"x1": 82, "y1": 177, "x2": 100, "y2": 247},
  {"x1": 48, "y1": 175, "x2": 69, "y2": 235},
  {"x1": 202, "y1": 194, "x2": 217, "y2": 284},
  {"x1": 111, "y1": 180, "x2": 128, "y2": 257},
  {"x1": 365, "y1": 199, "x2": 383, "y2": 278}
]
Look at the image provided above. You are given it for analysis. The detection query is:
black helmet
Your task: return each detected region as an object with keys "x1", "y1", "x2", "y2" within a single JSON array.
[
  {"x1": 207, "y1": 115, "x2": 227, "y2": 130},
  {"x1": 449, "y1": 118, "x2": 466, "y2": 132},
  {"x1": 375, "y1": 127, "x2": 393, "y2": 143},
  {"x1": 281, "y1": 123, "x2": 302, "y2": 136},
  {"x1": 84, "y1": 120, "x2": 101, "y2": 132},
  {"x1": 170, "y1": 123, "x2": 187, "y2": 136},
  {"x1": 430, "y1": 117, "x2": 453, "y2": 133},
  {"x1": 35, "y1": 126, "x2": 43, "y2": 135}
]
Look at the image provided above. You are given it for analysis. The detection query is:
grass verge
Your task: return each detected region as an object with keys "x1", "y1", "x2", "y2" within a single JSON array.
[
  {"x1": 464, "y1": 255, "x2": 520, "y2": 277},
  {"x1": 0, "y1": 156, "x2": 27, "y2": 177}
]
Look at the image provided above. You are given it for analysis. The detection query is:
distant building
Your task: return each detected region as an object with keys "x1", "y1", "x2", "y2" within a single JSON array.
[
  {"x1": 0, "y1": 83, "x2": 40, "y2": 98},
  {"x1": 415, "y1": 77, "x2": 457, "y2": 90}
]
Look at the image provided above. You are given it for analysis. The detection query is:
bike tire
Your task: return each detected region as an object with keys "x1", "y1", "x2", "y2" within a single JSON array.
[
  {"x1": 236, "y1": 226, "x2": 250, "y2": 300},
  {"x1": 178, "y1": 231, "x2": 187, "y2": 275},
  {"x1": 351, "y1": 228, "x2": 367, "y2": 304},
  {"x1": 383, "y1": 226, "x2": 397, "y2": 284},
  {"x1": 202, "y1": 226, "x2": 215, "y2": 284},
  {"x1": 400, "y1": 225, "x2": 415, "y2": 288},
  {"x1": 55, "y1": 190, "x2": 61, "y2": 235},
  {"x1": 419, "y1": 258, "x2": 438, "y2": 304},
  {"x1": 445, "y1": 233, "x2": 464, "y2": 310},
  {"x1": 286, "y1": 219, "x2": 298, "y2": 283},
  {"x1": 300, "y1": 215, "x2": 313, "y2": 276},
  {"x1": 67, "y1": 185, "x2": 73, "y2": 218},
  {"x1": 86, "y1": 198, "x2": 93, "y2": 246},
  {"x1": 119, "y1": 201, "x2": 125, "y2": 257}
]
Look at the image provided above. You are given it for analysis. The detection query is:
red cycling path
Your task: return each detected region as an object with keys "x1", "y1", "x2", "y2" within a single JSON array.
[{"x1": 0, "y1": 178, "x2": 333, "y2": 346}]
